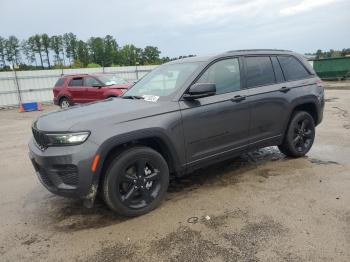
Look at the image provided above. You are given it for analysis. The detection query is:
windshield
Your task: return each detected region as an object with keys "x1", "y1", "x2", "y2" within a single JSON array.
[
  {"x1": 96, "y1": 75, "x2": 128, "y2": 86},
  {"x1": 124, "y1": 62, "x2": 202, "y2": 98}
]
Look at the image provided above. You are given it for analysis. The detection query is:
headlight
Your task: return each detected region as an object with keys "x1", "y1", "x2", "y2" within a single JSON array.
[{"x1": 46, "y1": 132, "x2": 90, "y2": 146}]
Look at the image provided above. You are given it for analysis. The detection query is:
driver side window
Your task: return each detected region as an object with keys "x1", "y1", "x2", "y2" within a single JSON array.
[
  {"x1": 84, "y1": 77, "x2": 100, "y2": 87},
  {"x1": 197, "y1": 58, "x2": 241, "y2": 94}
]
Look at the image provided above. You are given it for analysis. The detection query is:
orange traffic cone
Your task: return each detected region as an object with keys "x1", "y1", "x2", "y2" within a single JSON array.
[{"x1": 19, "y1": 103, "x2": 24, "y2": 113}]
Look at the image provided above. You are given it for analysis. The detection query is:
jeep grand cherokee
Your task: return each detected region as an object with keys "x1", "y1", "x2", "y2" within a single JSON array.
[{"x1": 29, "y1": 49, "x2": 324, "y2": 216}]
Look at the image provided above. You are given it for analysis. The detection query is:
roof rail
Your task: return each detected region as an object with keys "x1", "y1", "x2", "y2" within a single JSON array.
[
  {"x1": 226, "y1": 49, "x2": 292, "y2": 53},
  {"x1": 61, "y1": 73, "x2": 90, "y2": 77}
]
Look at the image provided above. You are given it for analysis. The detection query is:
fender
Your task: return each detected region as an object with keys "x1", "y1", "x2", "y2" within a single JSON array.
[
  {"x1": 57, "y1": 91, "x2": 73, "y2": 103},
  {"x1": 103, "y1": 89, "x2": 123, "y2": 98},
  {"x1": 282, "y1": 94, "x2": 321, "y2": 134},
  {"x1": 92, "y1": 127, "x2": 184, "y2": 184}
]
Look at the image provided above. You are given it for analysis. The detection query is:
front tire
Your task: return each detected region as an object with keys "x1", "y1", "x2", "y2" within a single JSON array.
[
  {"x1": 103, "y1": 146, "x2": 169, "y2": 217},
  {"x1": 278, "y1": 111, "x2": 315, "y2": 157}
]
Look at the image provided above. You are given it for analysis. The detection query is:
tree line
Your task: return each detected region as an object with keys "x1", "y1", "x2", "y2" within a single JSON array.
[
  {"x1": 306, "y1": 48, "x2": 350, "y2": 59},
  {"x1": 0, "y1": 33, "x2": 194, "y2": 71}
]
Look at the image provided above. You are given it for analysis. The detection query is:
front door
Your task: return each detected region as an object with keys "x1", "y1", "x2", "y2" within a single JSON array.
[
  {"x1": 179, "y1": 57, "x2": 251, "y2": 166},
  {"x1": 84, "y1": 77, "x2": 105, "y2": 102}
]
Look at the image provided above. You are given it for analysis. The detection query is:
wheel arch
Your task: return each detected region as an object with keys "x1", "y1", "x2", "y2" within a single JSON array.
[
  {"x1": 103, "y1": 90, "x2": 122, "y2": 99},
  {"x1": 57, "y1": 91, "x2": 72, "y2": 104},
  {"x1": 93, "y1": 129, "x2": 183, "y2": 187},
  {"x1": 289, "y1": 96, "x2": 320, "y2": 126},
  {"x1": 58, "y1": 95, "x2": 69, "y2": 104}
]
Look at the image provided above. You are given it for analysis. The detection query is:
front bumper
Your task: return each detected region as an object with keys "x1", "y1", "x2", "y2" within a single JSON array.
[{"x1": 28, "y1": 138, "x2": 99, "y2": 200}]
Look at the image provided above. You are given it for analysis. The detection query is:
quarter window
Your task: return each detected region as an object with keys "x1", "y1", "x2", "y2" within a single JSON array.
[
  {"x1": 197, "y1": 58, "x2": 241, "y2": 94},
  {"x1": 278, "y1": 56, "x2": 310, "y2": 81},
  {"x1": 69, "y1": 78, "x2": 83, "y2": 86},
  {"x1": 54, "y1": 78, "x2": 65, "y2": 87},
  {"x1": 246, "y1": 56, "x2": 275, "y2": 88}
]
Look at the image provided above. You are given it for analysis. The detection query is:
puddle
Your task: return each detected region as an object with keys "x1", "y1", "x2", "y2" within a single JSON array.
[
  {"x1": 255, "y1": 168, "x2": 281, "y2": 178},
  {"x1": 325, "y1": 97, "x2": 339, "y2": 102},
  {"x1": 308, "y1": 158, "x2": 339, "y2": 165},
  {"x1": 168, "y1": 147, "x2": 285, "y2": 196},
  {"x1": 332, "y1": 106, "x2": 349, "y2": 118}
]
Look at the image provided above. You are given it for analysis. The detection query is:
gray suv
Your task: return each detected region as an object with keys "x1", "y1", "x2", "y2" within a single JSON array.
[{"x1": 29, "y1": 49, "x2": 325, "y2": 216}]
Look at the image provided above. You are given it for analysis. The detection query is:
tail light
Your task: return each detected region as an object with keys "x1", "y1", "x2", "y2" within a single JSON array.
[{"x1": 316, "y1": 79, "x2": 324, "y2": 88}]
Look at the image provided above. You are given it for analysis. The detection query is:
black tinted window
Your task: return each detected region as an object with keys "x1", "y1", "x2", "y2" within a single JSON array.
[
  {"x1": 55, "y1": 78, "x2": 65, "y2": 87},
  {"x1": 246, "y1": 56, "x2": 275, "y2": 88},
  {"x1": 278, "y1": 56, "x2": 310, "y2": 81},
  {"x1": 197, "y1": 58, "x2": 241, "y2": 94},
  {"x1": 271, "y1": 57, "x2": 285, "y2": 83},
  {"x1": 69, "y1": 78, "x2": 83, "y2": 86}
]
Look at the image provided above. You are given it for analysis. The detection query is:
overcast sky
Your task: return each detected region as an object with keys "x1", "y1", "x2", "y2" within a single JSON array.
[{"x1": 1, "y1": 0, "x2": 349, "y2": 57}]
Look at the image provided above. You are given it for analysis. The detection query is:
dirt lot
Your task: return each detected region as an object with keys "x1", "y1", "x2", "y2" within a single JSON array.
[{"x1": 0, "y1": 89, "x2": 349, "y2": 262}]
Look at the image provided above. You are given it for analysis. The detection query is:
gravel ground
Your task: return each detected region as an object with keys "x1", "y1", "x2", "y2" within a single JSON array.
[{"x1": 0, "y1": 89, "x2": 349, "y2": 262}]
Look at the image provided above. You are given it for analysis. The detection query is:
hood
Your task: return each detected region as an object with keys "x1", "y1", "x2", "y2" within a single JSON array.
[{"x1": 35, "y1": 98, "x2": 177, "y2": 132}]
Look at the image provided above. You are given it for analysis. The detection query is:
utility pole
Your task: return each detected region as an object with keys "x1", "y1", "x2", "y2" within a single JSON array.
[
  {"x1": 135, "y1": 62, "x2": 139, "y2": 80},
  {"x1": 12, "y1": 63, "x2": 22, "y2": 104}
]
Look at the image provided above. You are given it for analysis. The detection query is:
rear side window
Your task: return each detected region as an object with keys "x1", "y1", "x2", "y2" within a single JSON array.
[
  {"x1": 69, "y1": 78, "x2": 83, "y2": 86},
  {"x1": 197, "y1": 58, "x2": 241, "y2": 94},
  {"x1": 245, "y1": 56, "x2": 275, "y2": 88},
  {"x1": 55, "y1": 78, "x2": 65, "y2": 87},
  {"x1": 271, "y1": 57, "x2": 285, "y2": 83},
  {"x1": 277, "y1": 56, "x2": 310, "y2": 81}
]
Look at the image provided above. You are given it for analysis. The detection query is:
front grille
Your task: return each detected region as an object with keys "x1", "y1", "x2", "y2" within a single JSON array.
[{"x1": 32, "y1": 127, "x2": 50, "y2": 150}]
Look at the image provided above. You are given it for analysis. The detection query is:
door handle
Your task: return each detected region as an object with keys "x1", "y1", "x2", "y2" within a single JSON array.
[
  {"x1": 231, "y1": 95, "x2": 246, "y2": 102},
  {"x1": 280, "y1": 86, "x2": 291, "y2": 93}
]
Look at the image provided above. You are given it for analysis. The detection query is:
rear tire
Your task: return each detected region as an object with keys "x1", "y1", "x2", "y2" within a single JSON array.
[
  {"x1": 59, "y1": 97, "x2": 70, "y2": 109},
  {"x1": 278, "y1": 111, "x2": 315, "y2": 157},
  {"x1": 102, "y1": 146, "x2": 169, "y2": 217}
]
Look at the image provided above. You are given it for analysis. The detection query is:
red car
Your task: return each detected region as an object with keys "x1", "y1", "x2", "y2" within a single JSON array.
[{"x1": 53, "y1": 73, "x2": 131, "y2": 108}]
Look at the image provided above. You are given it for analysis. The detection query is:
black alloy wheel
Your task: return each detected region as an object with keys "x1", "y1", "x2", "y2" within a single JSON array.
[
  {"x1": 118, "y1": 159, "x2": 161, "y2": 209},
  {"x1": 278, "y1": 111, "x2": 315, "y2": 157},
  {"x1": 103, "y1": 146, "x2": 169, "y2": 216},
  {"x1": 292, "y1": 118, "x2": 313, "y2": 153}
]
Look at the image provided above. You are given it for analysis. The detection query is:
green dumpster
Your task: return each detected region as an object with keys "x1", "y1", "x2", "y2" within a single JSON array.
[{"x1": 313, "y1": 57, "x2": 350, "y2": 80}]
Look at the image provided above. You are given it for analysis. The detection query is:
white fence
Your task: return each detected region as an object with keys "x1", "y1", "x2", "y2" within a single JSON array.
[{"x1": 0, "y1": 65, "x2": 157, "y2": 108}]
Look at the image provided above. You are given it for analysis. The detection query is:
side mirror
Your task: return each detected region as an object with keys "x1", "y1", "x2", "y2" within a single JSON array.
[
  {"x1": 183, "y1": 83, "x2": 216, "y2": 100},
  {"x1": 93, "y1": 83, "x2": 103, "y2": 88}
]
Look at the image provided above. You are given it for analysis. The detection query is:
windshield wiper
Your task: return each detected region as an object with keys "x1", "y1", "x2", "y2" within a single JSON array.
[{"x1": 122, "y1": 95, "x2": 144, "y2": 100}]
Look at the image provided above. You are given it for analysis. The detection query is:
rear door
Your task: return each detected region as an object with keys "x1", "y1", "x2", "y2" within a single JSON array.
[
  {"x1": 84, "y1": 77, "x2": 105, "y2": 102},
  {"x1": 180, "y1": 57, "x2": 251, "y2": 167},
  {"x1": 68, "y1": 77, "x2": 87, "y2": 103},
  {"x1": 244, "y1": 56, "x2": 290, "y2": 147}
]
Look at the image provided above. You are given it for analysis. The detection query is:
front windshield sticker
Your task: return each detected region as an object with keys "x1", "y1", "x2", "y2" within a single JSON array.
[{"x1": 142, "y1": 95, "x2": 159, "y2": 102}]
